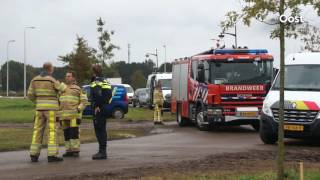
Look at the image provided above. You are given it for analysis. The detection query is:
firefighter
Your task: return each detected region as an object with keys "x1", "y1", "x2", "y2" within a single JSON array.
[
  {"x1": 90, "y1": 64, "x2": 112, "y2": 160},
  {"x1": 28, "y1": 62, "x2": 67, "y2": 162},
  {"x1": 153, "y1": 81, "x2": 164, "y2": 125},
  {"x1": 60, "y1": 71, "x2": 88, "y2": 158}
]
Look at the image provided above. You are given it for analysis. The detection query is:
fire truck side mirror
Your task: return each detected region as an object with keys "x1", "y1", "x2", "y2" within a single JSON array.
[{"x1": 197, "y1": 64, "x2": 205, "y2": 83}]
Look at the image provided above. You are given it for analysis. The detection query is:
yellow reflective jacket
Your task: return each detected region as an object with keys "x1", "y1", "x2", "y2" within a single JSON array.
[
  {"x1": 27, "y1": 74, "x2": 67, "y2": 111},
  {"x1": 153, "y1": 88, "x2": 164, "y2": 106},
  {"x1": 59, "y1": 83, "x2": 88, "y2": 120}
]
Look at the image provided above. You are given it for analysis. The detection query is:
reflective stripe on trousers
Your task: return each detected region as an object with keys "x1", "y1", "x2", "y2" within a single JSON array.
[
  {"x1": 154, "y1": 104, "x2": 162, "y2": 122},
  {"x1": 30, "y1": 111, "x2": 58, "y2": 156},
  {"x1": 61, "y1": 118, "x2": 80, "y2": 152}
]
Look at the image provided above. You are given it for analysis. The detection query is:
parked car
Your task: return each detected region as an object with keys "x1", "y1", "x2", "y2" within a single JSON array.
[
  {"x1": 82, "y1": 84, "x2": 129, "y2": 119},
  {"x1": 116, "y1": 84, "x2": 134, "y2": 105},
  {"x1": 133, "y1": 88, "x2": 149, "y2": 107}
]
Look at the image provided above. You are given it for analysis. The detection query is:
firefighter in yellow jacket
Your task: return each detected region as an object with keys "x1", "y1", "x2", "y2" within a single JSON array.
[
  {"x1": 153, "y1": 81, "x2": 164, "y2": 125},
  {"x1": 27, "y1": 62, "x2": 67, "y2": 162},
  {"x1": 60, "y1": 71, "x2": 88, "y2": 158}
]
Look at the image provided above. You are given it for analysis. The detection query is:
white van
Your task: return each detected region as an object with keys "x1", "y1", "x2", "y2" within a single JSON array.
[
  {"x1": 146, "y1": 73, "x2": 172, "y2": 109},
  {"x1": 260, "y1": 52, "x2": 320, "y2": 144}
]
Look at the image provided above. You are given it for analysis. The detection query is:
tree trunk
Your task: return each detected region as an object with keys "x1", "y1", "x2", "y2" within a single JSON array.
[{"x1": 277, "y1": 0, "x2": 285, "y2": 179}]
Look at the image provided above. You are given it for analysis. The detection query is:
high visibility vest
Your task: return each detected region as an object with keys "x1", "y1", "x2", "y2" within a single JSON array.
[
  {"x1": 27, "y1": 75, "x2": 67, "y2": 111},
  {"x1": 90, "y1": 79, "x2": 112, "y2": 104},
  {"x1": 90, "y1": 80, "x2": 112, "y2": 90},
  {"x1": 153, "y1": 88, "x2": 164, "y2": 106},
  {"x1": 59, "y1": 83, "x2": 88, "y2": 120}
]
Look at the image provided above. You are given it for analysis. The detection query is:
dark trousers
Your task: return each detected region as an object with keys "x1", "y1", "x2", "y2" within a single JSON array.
[
  {"x1": 62, "y1": 119, "x2": 80, "y2": 152},
  {"x1": 93, "y1": 110, "x2": 107, "y2": 153}
]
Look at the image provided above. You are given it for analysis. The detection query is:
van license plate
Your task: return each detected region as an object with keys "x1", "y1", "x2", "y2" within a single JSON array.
[{"x1": 284, "y1": 125, "x2": 304, "y2": 131}]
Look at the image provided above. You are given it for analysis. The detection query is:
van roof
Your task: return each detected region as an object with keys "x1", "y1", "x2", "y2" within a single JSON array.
[
  {"x1": 286, "y1": 52, "x2": 320, "y2": 65},
  {"x1": 147, "y1": 73, "x2": 172, "y2": 80}
]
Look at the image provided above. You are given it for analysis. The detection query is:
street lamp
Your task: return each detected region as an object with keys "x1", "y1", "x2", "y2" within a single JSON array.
[
  {"x1": 163, "y1": 45, "x2": 167, "y2": 73},
  {"x1": 219, "y1": 24, "x2": 238, "y2": 48},
  {"x1": 146, "y1": 49, "x2": 159, "y2": 72},
  {"x1": 24, "y1": 26, "x2": 36, "y2": 98},
  {"x1": 7, "y1": 40, "x2": 15, "y2": 97}
]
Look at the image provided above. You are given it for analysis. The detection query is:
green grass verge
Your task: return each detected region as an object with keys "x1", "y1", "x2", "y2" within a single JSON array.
[
  {"x1": 144, "y1": 170, "x2": 320, "y2": 180},
  {"x1": 0, "y1": 98, "x2": 34, "y2": 123},
  {"x1": 0, "y1": 128, "x2": 144, "y2": 152},
  {"x1": 0, "y1": 98, "x2": 174, "y2": 123}
]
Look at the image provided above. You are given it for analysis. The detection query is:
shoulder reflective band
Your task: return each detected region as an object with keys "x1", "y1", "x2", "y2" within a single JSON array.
[{"x1": 109, "y1": 87, "x2": 117, "y2": 103}]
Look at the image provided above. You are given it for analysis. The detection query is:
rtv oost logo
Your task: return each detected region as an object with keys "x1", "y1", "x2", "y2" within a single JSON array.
[{"x1": 279, "y1": 15, "x2": 304, "y2": 23}]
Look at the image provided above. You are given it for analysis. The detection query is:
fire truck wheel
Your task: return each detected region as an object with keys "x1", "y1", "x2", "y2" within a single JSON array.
[
  {"x1": 196, "y1": 109, "x2": 210, "y2": 131},
  {"x1": 176, "y1": 106, "x2": 188, "y2": 127}
]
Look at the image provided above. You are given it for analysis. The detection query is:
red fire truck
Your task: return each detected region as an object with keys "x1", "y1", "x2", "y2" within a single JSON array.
[{"x1": 171, "y1": 48, "x2": 274, "y2": 131}]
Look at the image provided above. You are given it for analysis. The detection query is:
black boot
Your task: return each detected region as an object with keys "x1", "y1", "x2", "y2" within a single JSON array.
[
  {"x1": 92, "y1": 151, "x2": 107, "y2": 160},
  {"x1": 30, "y1": 155, "x2": 39, "y2": 162},
  {"x1": 48, "y1": 156, "x2": 63, "y2": 162}
]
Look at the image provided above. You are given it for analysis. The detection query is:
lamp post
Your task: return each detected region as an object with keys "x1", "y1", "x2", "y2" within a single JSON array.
[
  {"x1": 146, "y1": 49, "x2": 159, "y2": 72},
  {"x1": 7, "y1": 40, "x2": 15, "y2": 97},
  {"x1": 219, "y1": 24, "x2": 238, "y2": 48},
  {"x1": 163, "y1": 45, "x2": 167, "y2": 73},
  {"x1": 24, "y1": 26, "x2": 36, "y2": 98}
]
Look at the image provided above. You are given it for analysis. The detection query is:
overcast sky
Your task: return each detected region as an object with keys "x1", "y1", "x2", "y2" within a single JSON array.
[{"x1": 0, "y1": 0, "x2": 319, "y2": 68}]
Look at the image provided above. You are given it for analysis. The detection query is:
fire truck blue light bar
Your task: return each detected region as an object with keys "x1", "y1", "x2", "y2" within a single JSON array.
[{"x1": 214, "y1": 49, "x2": 268, "y2": 54}]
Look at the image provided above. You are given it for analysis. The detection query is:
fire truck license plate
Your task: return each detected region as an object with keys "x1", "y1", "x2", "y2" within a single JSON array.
[
  {"x1": 284, "y1": 124, "x2": 304, "y2": 131},
  {"x1": 239, "y1": 112, "x2": 258, "y2": 117}
]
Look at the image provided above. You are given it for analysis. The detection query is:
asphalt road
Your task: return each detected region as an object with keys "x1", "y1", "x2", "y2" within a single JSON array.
[{"x1": 0, "y1": 124, "x2": 279, "y2": 180}]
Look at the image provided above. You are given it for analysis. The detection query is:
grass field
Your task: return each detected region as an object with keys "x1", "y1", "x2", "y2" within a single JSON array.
[
  {"x1": 0, "y1": 98, "x2": 174, "y2": 123},
  {"x1": 0, "y1": 98, "x2": 34, "y2": 123},
  {"x1": 0, "y1": 128, "x2": 144, "y2": 152},
  {"x1": 143, "y1": 170, "x2": 320, "y2": 180}
]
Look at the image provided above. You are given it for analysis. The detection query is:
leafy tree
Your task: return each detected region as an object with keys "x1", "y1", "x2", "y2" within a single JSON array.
[
  {"x1": 299, "y1": 23, "x2": 320, "y2": 51},
  {"x1": 0, "y1": 61, "x2": 36, "y2": 93},
  {"x1": 96, "y1": 17, "x2": 119, "y2": 64},
  {"x1": 221, "y1": 1, "x2": 320, "y2": 179},
  {"x1": 130, "y1": 70, "x2": 146, "y2": 89},
  {"x1": 158, "y1": 63, "x2": 172, "y2": 73},
  {"x1": 59, "y1": 36, "x2": 97, "y2": 85},
  {"x1": 103, "y1": 63, "x2": 120, "y2": 78},
  {"x1": 53, "y1": 67, "x2": 69, "y2": 82}
]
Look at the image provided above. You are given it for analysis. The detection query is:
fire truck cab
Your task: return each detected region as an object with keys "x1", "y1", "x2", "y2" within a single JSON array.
[{"x1": 171, "y1": 48, "x2": 274, "y2": 131}]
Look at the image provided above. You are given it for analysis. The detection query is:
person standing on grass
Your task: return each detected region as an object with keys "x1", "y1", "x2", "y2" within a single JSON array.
[
  {"x1": 153, "y1": 81, "x2": 164, "y2": 125},
  {"x1": 27, "y1": 62, "x2": 67, "y2": 163},
  {"x1": 90, "y1": 64, "x2": 112, "y2": 160},
  {"x1": 59, "y1": 71, "x2": 88, "y2": 158}
]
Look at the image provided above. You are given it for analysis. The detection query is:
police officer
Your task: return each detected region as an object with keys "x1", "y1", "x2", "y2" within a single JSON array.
[
  {"x1": 153, "y1": 81, "x2": 164, "y2": 125},
  {"x1": 28, "y1": 62, "x2": 67, "y2": 162},
  {"x1": 60, "y1": 71, "x2": 88, "y2": 157},
  {"x1": 90, "y1": 64, "x2": 112, "y2": 160}
]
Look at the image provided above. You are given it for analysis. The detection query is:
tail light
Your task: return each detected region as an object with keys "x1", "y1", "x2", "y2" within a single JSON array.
[{"x1": 125, "y1": 95, "x2": 129, "y2": 103}]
